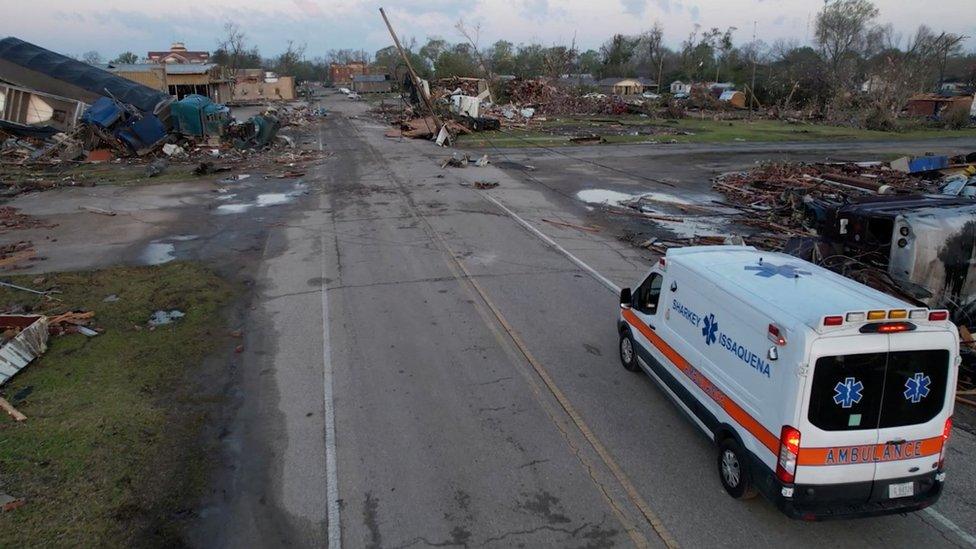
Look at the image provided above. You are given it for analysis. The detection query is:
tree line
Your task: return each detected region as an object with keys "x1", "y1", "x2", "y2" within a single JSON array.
[{"x1": 90, "y1": 0, "x2": 973, "y2": 119}]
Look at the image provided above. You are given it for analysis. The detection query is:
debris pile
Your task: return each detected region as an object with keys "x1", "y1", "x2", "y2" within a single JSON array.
[
  {"x1": 0, "y1": 207, "x2": 55, "y2": 232},
  {"x1": 712, "y1": 161, "x2": 935, "y2": 246}
]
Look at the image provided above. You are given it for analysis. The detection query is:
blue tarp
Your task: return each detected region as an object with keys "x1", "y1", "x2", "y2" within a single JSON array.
[
  {"x1": 115, "y1": 115, "x2": 167, "y2": 153},
  {"x1": 81, "y1": 97, "x2": 124, "y2": 128}
]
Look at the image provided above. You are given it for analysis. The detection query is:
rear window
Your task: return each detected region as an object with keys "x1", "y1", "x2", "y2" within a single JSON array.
[{"x1": 808, "y1": 350, "x2": 949, "y2": 431}]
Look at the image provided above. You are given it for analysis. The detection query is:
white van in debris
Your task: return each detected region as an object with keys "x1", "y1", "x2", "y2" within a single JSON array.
[{"x1": 617, "y1": 246, "x2": 958, "y2": 520}]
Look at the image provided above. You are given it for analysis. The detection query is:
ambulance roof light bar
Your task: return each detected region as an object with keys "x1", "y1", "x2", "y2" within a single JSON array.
[{"x1": 826, "y1": 309, "x2": 946, "y2": 327}]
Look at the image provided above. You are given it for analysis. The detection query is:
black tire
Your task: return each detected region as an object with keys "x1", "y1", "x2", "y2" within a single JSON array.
[
  {"x1": 718, "y1": 438, "x2": 758, "y2": 499},
  {"x1": 619, "y1": 331, "x2": 640, "y2": 372}
]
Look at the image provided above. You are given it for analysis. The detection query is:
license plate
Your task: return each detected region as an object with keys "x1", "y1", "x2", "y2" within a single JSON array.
[{"x1": 888, "y1": 481, "x2": 915, "y2": 499}]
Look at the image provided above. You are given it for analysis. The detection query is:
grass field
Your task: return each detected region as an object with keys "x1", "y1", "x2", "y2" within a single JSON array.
[
  {"x1": 0, "y1": 262, "x2": 235, "y2": 547},
  {"x1": 457, "y1": 116, "x2": 976, "y2": 148}
]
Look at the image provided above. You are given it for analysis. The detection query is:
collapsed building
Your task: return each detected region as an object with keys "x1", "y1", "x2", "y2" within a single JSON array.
[{"x1": 0, "y1": 36, "x2": 173, "y2": 153}]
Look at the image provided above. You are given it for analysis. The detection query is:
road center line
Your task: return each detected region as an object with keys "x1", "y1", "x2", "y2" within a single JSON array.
[
  {"x1": 479, "y1": 190, "x2": 976, "y2": 548},
  {"x1": 319, "y1": 123, "x2": 342, "y2": 549}
]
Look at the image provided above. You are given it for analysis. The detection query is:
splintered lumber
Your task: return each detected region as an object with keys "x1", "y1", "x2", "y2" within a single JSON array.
[{"x1": 0, "y1": 396, "x2": 26, "y2": 421}]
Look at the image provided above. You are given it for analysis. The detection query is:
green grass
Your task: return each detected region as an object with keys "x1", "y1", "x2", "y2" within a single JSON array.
[
  {"x1": 457, "y1": 116, "x2": 976, "y2": 148},
  {"x1": 0, "y1": 262, "x2": 235, "y2": 547}
]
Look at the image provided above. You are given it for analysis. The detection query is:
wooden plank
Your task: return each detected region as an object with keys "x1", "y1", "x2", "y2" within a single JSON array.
[{"x1": 0, "y1": 396, "x2": 26, "y2": 421}]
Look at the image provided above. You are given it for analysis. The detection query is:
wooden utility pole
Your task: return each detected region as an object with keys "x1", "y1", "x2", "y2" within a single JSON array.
[{"x1": 379, "y1": 7, "x2": 445, "y2": 138}]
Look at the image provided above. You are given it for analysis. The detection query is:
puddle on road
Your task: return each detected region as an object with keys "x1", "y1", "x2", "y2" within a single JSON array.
[
  {"x1": 141, "y1": 241, "x2": 175, "y2": 265},
  {"x1": 214, "y1": 183, "x2": 307, "y2": 215},
  {"x1": 576, "y1": 188, "x2": 728, "y2": 239},
  {"x1": 576, "y1": 189, "x2": 633, "y2": 206},
  {"x1": 140, "y1": 235, "x2": 199, "y2": 265},
  {"x1": 216, "y1": 203, "x2": 254, "y2": 214},
  {"x1": 576, "y1": 188, "x2": 693, "y2": 206},
  {"x1": 256, "y1": 193, "x2": 293, "y2": 207}
]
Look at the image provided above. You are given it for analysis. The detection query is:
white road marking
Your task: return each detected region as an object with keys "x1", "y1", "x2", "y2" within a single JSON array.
[
  {"x1": 923, "y1": 508, "x2": 976, "y2": 547},
  {"x1": 480, "y1": 194, "x2": 621, "y2": 294},
  {"x1": 481, "y1": 191, "x2": 976, "y2": 549},
  {"x1": 320, "y1": 125, "x2": 342, "y2": 548}
]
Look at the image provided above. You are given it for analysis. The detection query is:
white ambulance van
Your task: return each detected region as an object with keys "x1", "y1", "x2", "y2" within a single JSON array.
[{"x1": 617, "y1": 246, "x2": 958, "y2": 520}]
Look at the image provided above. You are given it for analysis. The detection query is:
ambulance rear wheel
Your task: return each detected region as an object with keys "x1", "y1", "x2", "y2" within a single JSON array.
[
  {"x1": 619, "y1": 332, "x2": 640, "y2": 372},
  {"x1": 718, "y1": 439, "x2": 758, "y2": 499}
]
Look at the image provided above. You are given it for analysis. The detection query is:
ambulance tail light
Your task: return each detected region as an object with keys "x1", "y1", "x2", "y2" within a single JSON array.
[
  {"x1": 767, "y1": 324, "x2": 786, "y2": 346},
  {"x1": 776, "y1": 426, "x2": 801, "y2": 484},
  {"x1": 823, "y1": 316, "x2": 843, "y2": 327},
  {"x1": 939, "y1": 417, "x2": 953, "y2": 469},
  {"x1": 929, "y1": 310, "x2": 949, "y2": 322},
  {"x1": 658, "y1": 257, "x2": 667, "y2": 271},
  {"x1": 846, "y1": 312, "x2": 865, "y2": 322}
]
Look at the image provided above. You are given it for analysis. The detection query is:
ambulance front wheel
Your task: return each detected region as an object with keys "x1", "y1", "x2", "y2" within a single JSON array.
[
  {"x1": 619, "y1": 331, "x2": 640, "y2": 372},
  {"x1": 718, "y1": 439, "x2": 758, "y2": 499}
]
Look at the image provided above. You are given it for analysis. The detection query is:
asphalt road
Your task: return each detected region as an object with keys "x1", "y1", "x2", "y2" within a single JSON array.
[{"x1": 191, "y1": 94, "x2": 976, "y2": 548}]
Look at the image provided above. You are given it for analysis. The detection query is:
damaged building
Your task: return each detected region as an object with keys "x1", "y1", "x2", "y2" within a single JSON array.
[{"x1": 0, "y1": 37, "x2": 172, "y2": 138}]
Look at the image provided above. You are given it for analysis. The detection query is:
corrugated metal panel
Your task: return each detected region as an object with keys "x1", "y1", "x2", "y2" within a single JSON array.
[
  {"x1": 0, "y1": 37, "x2": 171, "y2": 113},
  {"x1": 0, "y1": 315, "x2": 49, "y2": 386}
]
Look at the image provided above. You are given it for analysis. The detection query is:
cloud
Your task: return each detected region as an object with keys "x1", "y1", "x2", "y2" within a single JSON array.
[
  {"x1": 5, "y1": 0, "x2": 974, "y2": 60},
  {"x1": 621, "y1": 0, "x2": 647, "y2": 16}
]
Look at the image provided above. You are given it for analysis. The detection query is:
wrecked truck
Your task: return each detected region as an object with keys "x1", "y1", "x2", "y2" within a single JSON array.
[{"x1": 801, "y1": 195, "x2": 976, "y2": 325}]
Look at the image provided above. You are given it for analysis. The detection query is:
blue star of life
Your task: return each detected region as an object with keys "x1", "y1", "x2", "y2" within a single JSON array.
[
  {"x1": 701, "y1": 313, "x2": 718, "y2": 345},
  {"x1": 744, "y1": 262, "x2": 812, "y2": 278},
  {"x1": 904, "y1": 372, "x2": 931, "y2": 404},
  {"x1": 833, "y1": 377, "x2": 864, "y2": 408}
]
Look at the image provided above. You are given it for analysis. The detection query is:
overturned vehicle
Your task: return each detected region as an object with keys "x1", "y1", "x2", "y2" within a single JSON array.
[{"x1": 792, "y1": 195, "x2": 976, "y2": 326}]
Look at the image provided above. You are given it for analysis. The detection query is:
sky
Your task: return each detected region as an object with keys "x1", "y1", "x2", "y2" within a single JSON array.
[{"x1": 2, "y1": 0, "x2": 974, "y2": 61}]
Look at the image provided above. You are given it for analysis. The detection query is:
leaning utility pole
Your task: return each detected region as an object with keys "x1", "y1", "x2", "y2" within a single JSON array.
[
  {"x1": 750, "y1": 20, "x2": 758, "y2": 114},
  {"x1": 379, "y1": 7, "x2": 445, "y2": 138}
]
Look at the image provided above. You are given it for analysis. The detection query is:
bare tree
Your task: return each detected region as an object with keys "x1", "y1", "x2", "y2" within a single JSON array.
[
  {"x1": 81, "y1": 51, "x2": 102, "y2": 65},
  {"x1": 815, "y1": 0, "x2": 879, "y2": 86},
  {"x1": 638, "y1": 23, "x2": 666, "y2": 89},
  {"x1": 217, "y1": 22, "x2": 254, "y2": 72},
  {"x1": 455, "y1": 19, "x2": 494, "y2": 81}
]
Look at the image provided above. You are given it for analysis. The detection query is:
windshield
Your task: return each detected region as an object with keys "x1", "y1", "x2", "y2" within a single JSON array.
[{"x1": 808, "y1": 350, "x2": 949, "y2": 431}]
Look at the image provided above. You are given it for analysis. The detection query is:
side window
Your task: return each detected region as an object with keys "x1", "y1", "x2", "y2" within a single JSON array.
[{"x1": 634, "y1": 273, "x2": 663, "y2": 315}]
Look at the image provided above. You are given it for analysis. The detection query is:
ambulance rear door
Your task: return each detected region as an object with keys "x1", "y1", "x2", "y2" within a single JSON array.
[
  {"x1": 795, "y1": 335, "x2": 887, "y2": 498},
  {"x1": 872, "y1": 329, "x2": 954, "y2": 498}
]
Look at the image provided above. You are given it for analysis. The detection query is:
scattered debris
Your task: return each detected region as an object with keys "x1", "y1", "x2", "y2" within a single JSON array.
[
  {"x1": 146, "y1": 159, "x2": 168, "y2": 177},
  {"x1": 103, "y1": 294, "x2": 120, "y2": 302},
  {"x1": 277, "y1": 170, "x2": 305, "y2": 178},
  {"x1": 0, "y1": 207, "x2": 55, "y2": 232},
  {"x1": 0, "y1": 280, "x2": 53, "y2": 296},
  {"x1": 473, "y1": 181, "x2": 499, "y2": 189},
  {"x1": 194, "y1": 162, "x2": 232, "y2": 176},
  {"x1": 442, "y1": 154, "x2": 470, "y2": 168},
  {"x1": 148, "y1": 309, "x2": 185, "y2": 327},
  {"x1": 0, "y1": 315, "x2": 49, "y2": 387},
  {"x1": 0, "y1": 396, "x2": 27, "y2": 422},
  {"x1": 79, "y1": 206, "x2": 117, "y2": 216},
  {"x1": 0, "y1": 492, "x2": 26, "y2": 512},
  {"x1": 0, "y1": 242, "x2": 37, "y2": 269},
  {"x1": 48, "y1": 311, "x2": 97, "y2": 336},
  {"x1": 474, "y1": 154, "x2": 489, "y2": 167}
]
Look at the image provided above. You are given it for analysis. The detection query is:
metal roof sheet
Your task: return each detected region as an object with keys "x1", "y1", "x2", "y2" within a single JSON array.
[{"x1": 0, "y1": 37, "x2": 170, "y2": 112}]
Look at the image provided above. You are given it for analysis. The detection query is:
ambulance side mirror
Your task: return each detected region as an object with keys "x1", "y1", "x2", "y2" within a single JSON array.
[{"x1": 620, "y1": 287, "x2": 632, "y2": 308}]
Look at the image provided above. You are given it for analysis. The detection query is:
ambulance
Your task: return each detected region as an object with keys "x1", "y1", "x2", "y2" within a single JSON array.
[{"x1": 616, "y1": 246, "x2": 958, "y2": 520}]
